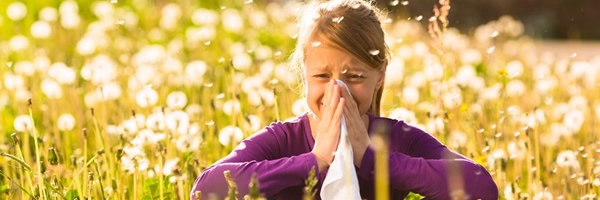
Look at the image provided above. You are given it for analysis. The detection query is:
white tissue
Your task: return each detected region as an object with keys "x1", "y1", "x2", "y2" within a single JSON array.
[{"x1": 320, "y1": 80, "x2": 361, "y2": 200}]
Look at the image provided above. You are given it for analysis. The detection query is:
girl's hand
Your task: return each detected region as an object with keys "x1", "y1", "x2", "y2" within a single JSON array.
[
  {"x1": 340, "y1": 85, "x2": 371, "y2": 167},
  {"x1": 312, "y1": 80, "x2": 345, "y2": 171}
]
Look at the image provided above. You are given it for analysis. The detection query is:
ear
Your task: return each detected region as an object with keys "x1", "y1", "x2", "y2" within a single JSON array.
[{"x1": 376, "y1": 61, "x2": 387, "y2": 90}]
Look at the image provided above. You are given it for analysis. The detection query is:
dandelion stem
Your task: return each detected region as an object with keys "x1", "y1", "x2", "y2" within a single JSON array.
[{"x1": 28, "y1": 99, "x2": 47, "y2": 200}]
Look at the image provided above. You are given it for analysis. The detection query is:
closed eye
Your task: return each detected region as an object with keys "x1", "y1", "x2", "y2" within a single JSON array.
[{"x1": 346, "y1": 73, "x2": 366, "y2": 82}]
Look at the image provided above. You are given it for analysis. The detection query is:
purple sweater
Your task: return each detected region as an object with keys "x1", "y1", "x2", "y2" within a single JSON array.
[{"x1": 191, "y1": 113, "x2": 498, "y2": 199}]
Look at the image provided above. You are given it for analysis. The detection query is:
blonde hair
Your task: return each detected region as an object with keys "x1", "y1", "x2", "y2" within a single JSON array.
[{"x1": 291, "y1": 0, "x2": 389, "y2": 116}]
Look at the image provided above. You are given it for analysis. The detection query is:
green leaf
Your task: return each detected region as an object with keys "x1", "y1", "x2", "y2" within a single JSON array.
[{"x1": 65, "y1": 190, "x2": 79, "y2": 200}]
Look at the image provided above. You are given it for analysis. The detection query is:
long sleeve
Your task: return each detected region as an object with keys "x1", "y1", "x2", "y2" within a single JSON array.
[
  {"x1": 190, "y1": 118, "x2": 319, "y2": 199},
  {"x1": 358, "y1": 119, "x2": 499, "y2": 199}
]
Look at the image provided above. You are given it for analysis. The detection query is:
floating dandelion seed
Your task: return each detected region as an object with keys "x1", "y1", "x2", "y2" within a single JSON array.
[
  {"x1": 110, "y1": 0, "x2": 117, "y2": 4},
  {"x1": 369, "y1": 49, "x2": 380, "y2": 55},
  {"x1": 204, "y1": 41, "x2": 211, "y2": 45},
  {"x1": 415, "y1": 15, "x2": 423, "y2": 21},
  {"x1": 205, "y1": 121, "x2": 215, "y2": 126},
  {"x1": 244, "y1": 0, "x2": 253, "y2": 4},
  {"x1": 311, "y1": 41, "x2": 321, "y2": 47},
  {"x1": 401, "y1": 1, "x2": 409, "y2": 5},
  {"x1": 215, "y1": 93, "x2": 225, "y2": 99},
  {"x1": 117, "y1": 19, "x2": 125, "y2": 25},
  {"x1": 341, "y1": 68, "x2": 348, "y2": 74},
  {"x1": 220, "y1": 6, "x2": 226, "y2": 10},
  {"x1": 390, "y1": 0, "x2": 399, "y2": 6},
  {"x1": 491, "y1": 31, "x2": 499, "y2": 38},
  {"x1": 204, "y1": 83, "x2": 213, "y2": 87},
  {"x1": 274, "y1": 51, "x2": 282, "y2": 56},
  {"x1": 351, "y1": 3, "x2": 361, "y2": 9},
  {"x1": 428, "y1": 16, "x2": 436, "y2": 22},
  {"x1": 332, "y1": 16, "x2": 344, "y2": 23},
  {"x1": 487, "y1": 46, "x2": 495, "y2": 54},
  {"x1": 570, "y1": 53, "x2": 577, "y2": 58},
  {"x1": 7, "y1": 62, "x2": 13, "y2": 68}
]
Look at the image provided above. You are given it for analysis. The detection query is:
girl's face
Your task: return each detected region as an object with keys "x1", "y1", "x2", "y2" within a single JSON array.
[{"x1": 303, "y1": 37, "x2": 386, "y2": 119}]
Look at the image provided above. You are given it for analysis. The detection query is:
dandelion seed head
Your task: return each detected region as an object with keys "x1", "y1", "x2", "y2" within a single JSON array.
[
  {"x1": 219, "y1": 125, "x2": 244, "y2": 146},
  {"x1": 48, "y1": 62, "x2": 76, "y2": 84},
  {"x1": 76, "y1": 36, "x2": 96, "y2": 56},
  {"x1": 292, "y1": 98, "x2": 309, "y2": 116},
  {"x1": 39, "y1": 7, "x2": 58, "y2": 22},
  {"x1": 505, "y1": 60, "x2": 523, "y2": 78},
  {"x1": 166, "y1": 91, "x2": 188, "y2": 109},
  {"x1": 13, "y1": 61, "x2": 35, "y2": 76},
  {"x1": 30, "y1": 21, "x2": 52, "y2": 39},
  {"x1": 401, "y1": 1, "x2": 409, "y2": 5},
  {"x1": 556, "y1": 150, "x2": 580, "y2": 171},
  {"x1": 388, "y1": 108, "x2": 418, "y2": 125},
  {"x1": 563, "y1": 110, "x2": 584, "y2": 133},
  {"x1": 221, "y1": 9, "x2": 244, "y2": 33},
  {"x1": 165, "y1": 110, "x2": 190, "y2": 134},
  {"x1": 415, "y1": 15, "x2": 423, "y2": 21},
  {"x1": 135, "y1": 87, "x2": 158, "y2": 108},
  {"x1": 41, "y1": 79, "x2": 62, "y2": 99},
  {"x1": 159, "y1": 3, "x2": 182, "y2": 31},
  {"x1": 384, "y1": 58, "x2": 404, "y2": 85},
  {"x1": 9, "y1": 35, "x2": 29, "y2": 52},
  {"x1": 401, "y1": 86, "x2": 419, "y2": 105},
  {"x1": 98, "y1": 82, "x2": 122, "y2": 100},
  {"x1": 57, "y1": 113, "x2": 76, "y2": 131},
  {"x1": 14, "y1": 115, "x2": 33, "y2": 132},
  {"x1": 232, "y1": 53, "x2": 253, "y2": 71},
  {"x1": 506, "y1": 80, "x2": 526, "y2": 97},
  {"x1": 7, "y1": 2, "x2": 27, "y2": 21},
  {"x1": 487, "y1": 46, "x2": 495, "y2": 54}
]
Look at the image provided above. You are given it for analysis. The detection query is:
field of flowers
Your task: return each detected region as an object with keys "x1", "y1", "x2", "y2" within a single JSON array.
[{"x1": 1, "y1": 0, "x2": 600, "y2": 199}]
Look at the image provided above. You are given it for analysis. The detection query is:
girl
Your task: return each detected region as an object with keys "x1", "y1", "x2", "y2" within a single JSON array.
[{"x1": 191, "y1": 0, "x2": 499, "y2": 199}]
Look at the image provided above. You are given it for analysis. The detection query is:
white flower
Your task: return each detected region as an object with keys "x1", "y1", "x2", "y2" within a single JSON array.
[
  {"x1": 159, "y1": 3, "x2": 181, "y2": 31},
  {"x1": 14, "y1": 88, "x2": 32, "y2": 102},
  {"x1": 60, "y1": 13, "x2": 80, "y2": 29},
  {"x1": 13, "y1": 61, "x2": 35, "y2": 76},
  {"x1": 185, "y1": 104, "x2": 203, "y2": 117},
  {"x1": 258, "y1": 87, "x2": 275, "y2": 106},
  {"x1": 30, "y1": 21, "x2": 52, "y2": 39},
  {"x1": 184, "y1": 61, "x2": 207, "y2": 86},
  {"x1": 455, "y1": 65, "x2": 477, "y2": 87},
  {"x1": 241, "y1": 76, "x2": 265, "y2": 95},
  {"x1": 387, "y1": 108, "x2": 417, "y2": 125},
  {"x1": 9, "y1": 35, "x2": 29, "y2": 52},
  {"x1": 423, "y1": 62, "x2": 444, "y2": 81},
  {"x1": 442, "y1": 91, "x2": 462, "y2": 109},
  {"x1": 57, "y1": 113, "x2": 76, "y2": 131},
  {"x1": 425, "y1": 117, "x2": 445, "y2": 134},
  {"x1": 222, "y1": 99, "x2": 241, "y2": 116},
  {"x1": 76, "y1": 36, "x2": 96, "y2": 56},
  {"x1": 166, "y1": 91, "x2": 188, "y2": 109},
  {"x1": 41, "y1": 79, "x2": 62, "y2": 99},
  {"x1": 162, "y1": 158, "x2": 179, "y2": 176},
  {"x1": 244, "y1": 114, "x2": 263, "y2": 132},
  {"x1": 406, "y1": 72, "x2": 425, "y2": 88},
  {"x1": 248, "y1": 9, "x2": 268, "y2": 28},
  {"x1": 7, "y1": 2, "x2": 27, "y2": 21},
  {"x1": 136, "y1": 87, "x2": 159, "y2": 108},
  {"x1": 3, "y1": 73, "x2": 24, "y2": 90},
  {"x1": 556, "y1": 150, "x2": 580, "y2": 171},
  {"x1": 219, "y1": 125, "x2": 244, "y2": 146},
  {"x1": 33, "y1": 55, "x2": 51, "y2": 72},
  {"x1": 191, "y1": 8, "x2": 219, "y2": 25},
  {"x1": 176, "y1": 134, "x2": 201, "y2": 152},
  {"x1": 98, "y1": 82, "x2": 122, "y2": 100},
  {"x1": 448, "y1": 131, "x2": 467, "y2": 148},
  {"x1": 480, "y1": 83, "x2": 502, "y2": 101},
  {"x1": 186, "y1": 27, "x2": 216, "y2": 44},
  {"x1": 568, "y1": 95, "x2": 588, "y2": 111},
  {"x1": 460, "y1": 49, "x2": 482, "y2": 65},
  {"x1": 121, "y1": 117, "x2": 139, "y2": 136},
  {"x1": 48, "y1": 62, "x2": 76, "y2": 84},
  {"x1": 14, "y1": 115, "x2": 33, "y2": 132},
  {"x1": 131, "y1": 129, "x2": 166, "y2": 145},
  {"x1": 221, "y1": 9, "x2": 244, "y2": 33},
  {"x1": 165, "y1": 110, "x2": 190, "y2": 135},
  {"x1": 506, "y1": 80, "x2": 526, "y2": 98},
  {"x1": 412, "y1": 42, "x2": 429, "y2": 57},
  {"x1": 232, "y1": 53, "x2": 253, "y2": 71},
  {"x1": 80, "y1": 55, "x2": 118, "y2": 84},
  {"x1": 385, "y1": 58, "x2": 404, "y2": 85},
  {"x1": 532, "y1": 190, "x2": 553, "y2": 200},
  {"x1": 292, "y1": 98, "x2": 309, "y2": 116},
  {"x1": 146, "y1": 112, "x2": 165, "y2": 131},
  {"x1": 507, "y1": 141, "x2": 526, "y2": 160},
  {"x1": 505, "y1": 60, "x2": 523, "y2": 78},
  {"x1": 535, "y1": 77, "x2": 557, "y2": 94},
  {"x1": 563, "y1": 110, "x2": 584, "y2": 133},
  {"x1": 121, "y1": 145, "x2": 149, "y2": 173},
  {"x1": 39, "y1": 7, "x2": 58, "y2": 22},
  {"x1": 91, "y1": 1, "x2": 113, "y2": 19}
]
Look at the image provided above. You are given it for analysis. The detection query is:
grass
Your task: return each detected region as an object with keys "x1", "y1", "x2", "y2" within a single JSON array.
[{"x1": 1, "y1": 0, "x2": 600, "y2": 199}]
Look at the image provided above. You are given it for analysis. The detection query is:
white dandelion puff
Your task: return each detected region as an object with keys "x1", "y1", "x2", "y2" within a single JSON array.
[
  {"x1": 176, "y1": 134, "x2": 201, "y2": 152},
  {"x1": 41, "y1": 79, "x2": 62, "y2": 99},
  {"x1": 76, "y1": 36, "x2": 96, "y2": 56},
  {"x1": 388, "y1": 108, "x2": 418, "y2": 125},
  {"x1": 292, "y1": 98, "x2": 309, "y2": 116},
  {"x1": 7, "y1": 2, "x2": 27, "y2": 21},
  {"x1": 48, "y1": 62, "x2": 76, "y2": 84},
  {"x1": 563, "y1": 110, "x2": 584, "y2": 133},
  {"x1": 3, "y1": 73, "x2": 24, "y2": 90},
  {"x1": 136, "y1": 87, "x2": 159, "y2": 108},
  {"x1": 145, "y1": 112, "x2": 165, "y2": 131},
  {"x1": 162, "y1": 158, "x2": 179, "y2": 176},
  {"x1": 57, "y1": 113, "x2": 76, "y2": 131},
  {"x1": 219, "y1": 125, "x2": 244, "y2": 146},
  {"x1": 505, "y1": 60, "x2": 523, "y2": 78},
  {"x1": 401, "y1": 86, "x2": 419, "y2": 105},
  {"x1": 232, "y1": 53, "x2": 253, "y2": 71},
  {"x1": 184, "y1": 60, "x2": 207, "y2": 86},
  {"x1": 221, "y1": 9, "x2": 244, "y2": 33},
  {"x1": 191, "y1": 9, "x2": 219, "y2": 25},
  {"x1": 222, "y1": 99, "x2": 241, "y2": 116},
  {"x1": 14, "y1": 115, "x2": 33, "y2": 132},
  {"x1": 507, "y1": 141, "x2": 526, "y2": 160},
  {"x1": 98, "y1": 82, "x2": 122, "y2": 100},
  {"x1": 30, "y1": 21, "x2": 52, "y2": 39},
  {"x1": 506, "y1": 80, "x2": 526, "y2": 98},
  {"x1": 165, "y1": 110, "x2": 190, "y2": 135},
  {"x1": 39, "y1": 7, "x2": 58, "y2": 22},
  {"x1": 532, "y1": 190, "x2": 553, "y2": 200},
  {"x1": 9, "y1": 35, "x2": 29, "y2": 52},
  {"x1": 166, "y1": 91, "x2": 188, "y2": 109},
  {"x1": 159, "y1": 3, "x2": 181, "y2": 31},
  {"x1": 13, "y1": 61, "x2": 35, "y2": 77},
  {"x1": 556, "y1": 150, "x2": 580, "y2": 171}
]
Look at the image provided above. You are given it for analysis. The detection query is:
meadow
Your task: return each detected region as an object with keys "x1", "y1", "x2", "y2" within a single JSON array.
[{"x1": 1, "y1": 0, "x2": 599, "y2": 199}]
